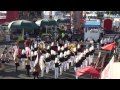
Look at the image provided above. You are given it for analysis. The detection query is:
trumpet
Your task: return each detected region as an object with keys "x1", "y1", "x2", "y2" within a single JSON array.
[{"x1": 69, "y1": 49, "x2": 76, "y2": 56}]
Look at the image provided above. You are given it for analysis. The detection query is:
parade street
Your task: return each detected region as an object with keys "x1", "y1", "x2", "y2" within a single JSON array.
[
  {"x1": 1, "y1": 11, "x2": 120, "y2": 79},
  {"x1": 0, "y1": 60, "x2": 95, "y2": 79},
  {"x1": 0, "y1": 46, "x2": 99, "y2": 79}
]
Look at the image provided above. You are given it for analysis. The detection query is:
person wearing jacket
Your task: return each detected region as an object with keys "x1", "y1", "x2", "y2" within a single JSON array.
[{"x1": 54, "y1": 57, "x2": 60, "y2": 79}]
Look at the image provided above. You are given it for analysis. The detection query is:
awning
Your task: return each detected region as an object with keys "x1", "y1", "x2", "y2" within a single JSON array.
[{"x1": 84, "y1": 20, "x2": 101, "y2": 28}]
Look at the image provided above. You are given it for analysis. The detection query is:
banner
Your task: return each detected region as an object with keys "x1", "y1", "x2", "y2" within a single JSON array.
[
  {"x1": 101, "y1": 55, "x2": 114, "y2": 79},
  {"x1": 0, "y1": 11, "x2": 7, "y2": 19}
]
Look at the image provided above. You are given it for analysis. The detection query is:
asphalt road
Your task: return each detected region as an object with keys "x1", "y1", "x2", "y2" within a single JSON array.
[
  {"x1": 0, "y1": 50, "x2": 100, "y2": 79},
  {"x1": 0, "y1": 40, "x2": 109, "y2": 79},
  {"x1": 0, "y1": 61, "x2": 94, "y2": 79}
]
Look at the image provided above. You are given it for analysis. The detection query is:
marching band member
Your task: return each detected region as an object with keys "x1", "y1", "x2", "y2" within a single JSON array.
[
  {"x1": 50, "y1": 42, "x2": 54, "y2": 50},
  {"x1": 25, "y1": 47, "x2": 31, "y2": 57},
  {"x1": 8, "y1": 47, "x2": 13, "y2": 62},
  {"x1": 46, "y1": 45, "x2": 50, "y2": 53},
  {"x1": 74, "y1": 57, "x2": 80, "y2": 71},
  {"x1": 78, "y1": 53, "x2": 83, "y2": 68},
  {"x1": 88, "y1": 47, "x2": 92, "y2": 65},
  {"x1": 61, "y1": 46, "x2": 64, "y2": 53},
  {"x1": 81, "y1": 52, "x2": 85, "y2": 68},
  {"x1": 33, "y1": 49, "x2": 42, "y2": 79},
  {"x1": 21, "y1": 49, "x2": 27, "y2": 69},
  {"x1": 50, "y1": 50, "x2": 56, "y2": 70},
  {"x1": 54, "y1": 57, "x2": 60, "y2": 79},
  {"x1": 57, "y1": 46, "x2": 61, "y2": 55},
  {"x1": 45, "y1": 52, "x2": 51, "y2": 74},
  {"x1": 0, "y1": 52, "x2": 6, "y2": 71},
  {"x1": 107, "y1": 37, "x2": 111, "y2": 44},
  {"x1": 64, "y1": 43, "x2": 68, "y2": 52},
  {"x1": 34, "y1": 51, "x2": 38, "y2": 61},
  {"x1": 100, "y1": 38, "x2": 104, "y2": 47},
  {"x1": 59, "y1": 52, "x2": 64, "y2": 75},
  {"x1": 31, "y1": 45, "x2": 34, "y2": 52},
  {"x1": 72, "y1": 47, "x2": 77, "y2": 64},
  {"x1": 39, "y1": 54, "x2": 46, "y2": 78},
  {"x1": 25, "y1": 57, "x2": 31, "y2": 76},
  {"x1": 30, "y1": 51, "x2": 35, "y2": 72},
  {"x1": 97, "y1": 42, "x2": 100, "y2": 50},
  {"x1": 70, "y1": 51, "x2": 74, "y2": 67},
  {"x1": 84, "y1": 49, "x2": 89, "y2": 67},
  {"x1": 0, "y1": 52, "x2": 6, "y2": 64},
  {"x1": 77, "y1": 44, "x2": 81, "y2": 53},
  {"x1": 34, "y1": 43, "x2": 38, "y2": 51},
  {"x1": 13, "y1": 47, "x2": 20, "y2": 72},
  {"x1": 74, "y1": 56, "x2": 80, "y2": 79},
  {"x1": 63, "y1": 51, "x2": 67, "y2": 72},
  {"x1": 104, "y1": 38, "x2": 107, "y2": 45},
  {"x1": 15, "y1": 55, "x2": 20, "y2": 72},
  {"x1": 59, "y1": 40, "x2": 64, "y2": 48},
  {"x1": 25, "y1": 47, "x2": 31, "y2": 76},
  {"x1": 82, "y1": 49, "x2": 87, "y2": 68},
  {"x1": 110, "y1": 37, "x2": 113, "y2": 43},
  {"x1": 91, "y1": 45, "x2": 95, "y2": 63},
  {"x1": 66, "y1": 50, "x2": 70, "y2": 70},
  {"x1": 89, "y1": 45, "x2": 95, "y2": 65}
]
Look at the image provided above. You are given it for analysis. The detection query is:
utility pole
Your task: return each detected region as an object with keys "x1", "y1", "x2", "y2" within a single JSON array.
[{"x1": 72, "y1": 11, "x2": 84, "y2": 33}]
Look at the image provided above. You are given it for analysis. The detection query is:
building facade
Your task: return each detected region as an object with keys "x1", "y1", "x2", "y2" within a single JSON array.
[
  {"x1": 71, "y1": 11, "x2": 84, "y2": 32},
  {"x1": 0, "y1": 11, "x2": 19, "y2": 24}
]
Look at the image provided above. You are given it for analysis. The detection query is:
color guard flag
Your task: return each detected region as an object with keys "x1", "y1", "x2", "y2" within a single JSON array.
[
  {"x1": 76, "y1": 66, "x2": 100, "y2": 78},
  {"x1": 101, "y1": 42, "x2": 116, "y2": 51}
]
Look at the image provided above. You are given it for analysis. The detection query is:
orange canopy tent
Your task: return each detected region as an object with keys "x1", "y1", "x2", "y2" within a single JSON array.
[{"x1": 101, "y1": 42, "x2": 116, "y2": 51}]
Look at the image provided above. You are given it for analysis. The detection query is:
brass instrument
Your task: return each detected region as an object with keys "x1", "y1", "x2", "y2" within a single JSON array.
[
  {"x1": 38, "y1": 42, "x2": 49, "y2": 53},
  {"x1": 68, "y1": 43, "x2": 76, "y2": 55},
  {"x1": 68, "y1": 43, "x2": 76, "y2": 52}
]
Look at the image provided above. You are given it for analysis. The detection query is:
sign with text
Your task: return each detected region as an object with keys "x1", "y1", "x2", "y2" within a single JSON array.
[{"x1": 0, "y1": 11, "x2": 7, "y2": 19}]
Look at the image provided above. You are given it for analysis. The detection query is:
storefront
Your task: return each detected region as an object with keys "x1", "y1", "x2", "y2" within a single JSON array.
[{"x1": 0, "y1": 11, "x2": 19, "y2": 24}]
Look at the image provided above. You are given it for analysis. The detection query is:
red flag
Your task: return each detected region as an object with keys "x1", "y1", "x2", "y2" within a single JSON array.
[
  {"x1": 101, "y1": 42, "x2": 116, "y2": 51},
  {"x1": 76, "y1": 66, "x2": 100, "y2": 78}
]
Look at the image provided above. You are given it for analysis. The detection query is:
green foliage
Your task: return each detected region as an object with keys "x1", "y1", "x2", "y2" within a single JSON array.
[{"x1": 17, "y1": 35, "x2": 24, "y2": 43}]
